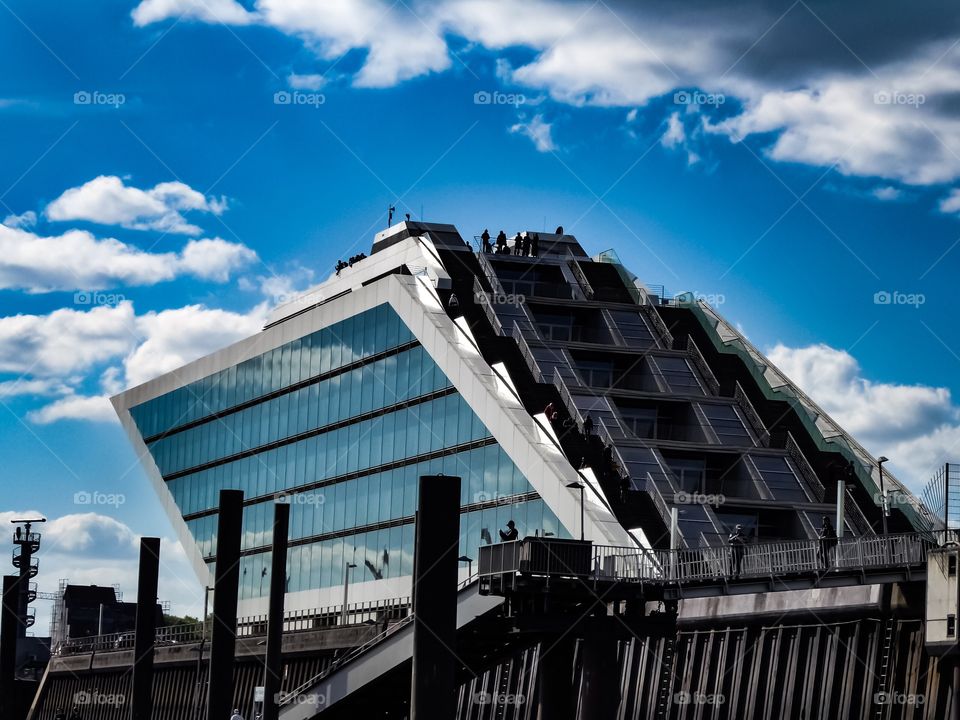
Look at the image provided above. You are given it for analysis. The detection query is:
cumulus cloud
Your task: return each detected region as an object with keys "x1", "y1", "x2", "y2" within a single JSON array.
[
  {"x1": 0, "y1": 511, "x2": 204, "y2": 631},
  {"x1": 0, "y1": 224, "x2": 255, "y2": 293},
  {"x1": 3, "y1": 210, "x2": 36, "y2": 228},
  {"x1": 124, "y1": 303, "x2": 266, "y2": 387},
  {"x1": 509, "y1": 114, "x2": 556, "y2": 152},
  {"x1": 872, "y1": 186, "x2": 902, "y2": 201},
  {"x1": 46, "y1": 176, "x2": 228, "y2": 235},
  {"x1": 128, "y1": 0, "x2": 960, "y2": 189},
  {"x1": 767, "y1": 342, "x2": 960, "y2": 488},
  {"x1": 939, "y1": 188, "x2": 960, "y2": 215},
  {"x1": 0, "y1": 300, "x2": 266, "y2": 423}
]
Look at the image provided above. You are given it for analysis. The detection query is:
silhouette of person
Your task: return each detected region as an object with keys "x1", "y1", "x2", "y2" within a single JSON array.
[
  {"x1": 728, "y1": 524, "x2": 747, "y2": 577},
  {"x1": 481, "y1": 229, "x2": 492, "y2": 252},
  {"x1": 531, "y1": 233, "x2": 540, "y2": 258},
  {"x1": 583, "y1": 414, "x2": 594, "y2": 437},
  {"x1": 555, "y1": 225, "x2": 564, "y2": 235},
  {"x1": 513, "y1": 233, "x2": 523, "y2": 255},
  {"x1": 522, "y1": 233, "x2": 531, "y2": 256},
  {"x1": 499, "y1": 520, "x2": 519, "y2": 542},
  {"x1": 496, "y1": 230, "x2": 508, "y2": 254},
  {"x1": 819, "y1": 516, "x2": 838, "y2": 568},
  {"x1": 15, "y1": 526, "x2": 21, "y2": 542}
]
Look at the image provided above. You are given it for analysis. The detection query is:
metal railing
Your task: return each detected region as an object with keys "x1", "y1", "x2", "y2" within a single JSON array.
[
  {"x1": 686, "y1": 337, "x2": 720, "y2": 396},
  {"x1": 734, "y1": 381, "x2": 770, "y2": 448},
  {"x1": 784, "y1": 431, "x2": 826, "y2": 503},
  {"x1": 479, "y1": 532, "x2": 937, "y2": 586},
  {"x1": 55, "y1": 596, "x2": 412, "y2": 655}
]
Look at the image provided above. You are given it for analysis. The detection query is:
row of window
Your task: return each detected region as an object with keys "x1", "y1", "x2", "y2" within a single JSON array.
[
  {"x1": 224, "y1": 498, "x2": 566, "y2": 598},
  {"x1": 185, "y1": 443, "x2": 533, "y2": 556},
  {"x1": 150, "y1": 345, "x2": 450, "y2": 476},
  {"x1": 131, "y1": 304, "x2": 414, "y2": 438},
  {"x1": 167, "y1": 392, "x2": 492, "y2": 516}
]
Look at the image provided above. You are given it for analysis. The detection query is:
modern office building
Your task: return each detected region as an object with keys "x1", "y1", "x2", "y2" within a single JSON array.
[{"x1": 112, "y1": 221, "x2": 931, "y2": 621}]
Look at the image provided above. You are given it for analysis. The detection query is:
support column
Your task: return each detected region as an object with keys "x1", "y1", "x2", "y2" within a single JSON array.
[
  {"x1": 1, "y1": 575, "x2": 20, "y2": 720},
  {"x1": 262, "y1": 501, "x2": 290, "y2": 720},
  {"x1": 131, "y1": 537, "x2": 161, "y2": 720},
  {"x1": 410, "y1": 474, "x2": 461, "y2": 720},
  {"x1": 537, "y1": 636, "x2": 576, "y2": 720},
  {"x1": 207, "y1": 489, "x2": 244, "y2": 720},
  {"x1": 575, "y1": 624, "x2": 619, "y2": 720}
]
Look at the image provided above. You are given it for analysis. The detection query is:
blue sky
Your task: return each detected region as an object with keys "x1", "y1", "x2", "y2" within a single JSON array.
[{"x1": 2, "y1": 0, "x2": 960, "y2": 619}]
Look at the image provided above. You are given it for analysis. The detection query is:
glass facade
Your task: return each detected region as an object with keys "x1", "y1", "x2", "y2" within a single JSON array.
[{"x1": 130, "y1": 303, "x2": 566, "y2": 601}]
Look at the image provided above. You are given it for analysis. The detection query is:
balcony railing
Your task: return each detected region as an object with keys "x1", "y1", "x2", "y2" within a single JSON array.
[
  {"x1": 480, "y1": 532, "x2": 936, "y2": 586},
  {"x1": 733, "y1": 381, "x2": 770, "y2": 447},
  {"x1": 686, "y1": 337, "x2": 720, "y2": 396}
]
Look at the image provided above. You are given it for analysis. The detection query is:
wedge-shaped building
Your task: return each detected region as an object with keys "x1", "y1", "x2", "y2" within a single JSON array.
[{"x1": 112, "y1": 221, "x2": 932, "y2": 618}]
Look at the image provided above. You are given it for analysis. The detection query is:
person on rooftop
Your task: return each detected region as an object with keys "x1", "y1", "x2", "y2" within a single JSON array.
[
  {"x1": 495, "y1": 230, "x2": 508, "y2": 253},
  {"x1": 513, "y1": 233, "x2": 524, "y2": 255},
  {"x1": 481, "y1": 228, "x2": 492, "y2": 252}
]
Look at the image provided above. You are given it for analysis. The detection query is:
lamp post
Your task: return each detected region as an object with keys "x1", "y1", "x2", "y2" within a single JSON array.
[
  {"x1": 567, "y1": 481, "x2": 585, "y2": 541},
  {"x1": 458, "y1": 555, "x2": 473, "y2": 581},
  {"x1": 878, "y1": 456, "x2": 890, "y2": 535},
  {"x1": 341, "y1": 563, "x2": 357, "y2": 626}
]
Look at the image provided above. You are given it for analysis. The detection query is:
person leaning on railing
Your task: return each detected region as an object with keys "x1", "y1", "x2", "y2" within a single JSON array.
[{"x1": 818, "y1": 517, "x2": 838, "y2": 569}]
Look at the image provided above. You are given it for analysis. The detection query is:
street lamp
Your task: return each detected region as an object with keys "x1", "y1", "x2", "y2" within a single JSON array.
[
  {"x1": 341, "y1": 563, "x2": 357, "y2": 626},
  {"x1": 566, "y1": 481, "x2": 585, "y2": 541},
  {"x1": 878, "y1": 456, "x2": 890, "y2": 535},
  {"x1": 458, "y1": 555, "x2": 474, "y2": 580}
]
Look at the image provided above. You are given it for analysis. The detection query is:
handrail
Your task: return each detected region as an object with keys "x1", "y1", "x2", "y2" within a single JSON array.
[
  {"x1": 280, "y1": 574, "x2": 481, "y2": 706},
  {"x1": 734, "y1": 381, "x2": 770, "y2": 447},
  {"x1": 480, "y1": 532, "x2": 937, "y2": 585},
  {"x1": 686, "y1": 337, "x2": 720, "y2": 396},
  {"x1": 785, "y1": 431, "x2": 825, "y2": 503},
  {"x1": 55, "y1": 596, "x2": 412, "y2": 655}
]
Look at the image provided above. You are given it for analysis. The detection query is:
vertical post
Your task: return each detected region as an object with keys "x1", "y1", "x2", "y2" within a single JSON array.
[
  {"x1": 207, "y1": 489, "x2": 244, "y2": 720},
  {"x1": 131, "y1": 537, "x2": 161, "y2": 720},
  {"x1": 262, "y1": 501, "x2": 289, "y2": 720},
  {"x1": 836, "y1": 480, "x2": 845, "y2": 539},
  {"x1": 946, "y1": 462, "x2": 951, "y2": 539},
  {"x1": 340, "y1": 563, "x2": 356, "y2": 625},
  {"x1": 1, "y1": 575, "x2": 20, "y2": 720},
  {"x1": 536, "y1": 637, "x2": 575, "y2": 720},
  {"x1": 410, "y1": 475, "x2": 461, "y2": 720}
]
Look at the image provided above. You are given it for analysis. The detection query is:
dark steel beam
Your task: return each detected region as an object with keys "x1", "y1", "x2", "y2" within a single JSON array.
[
  {"x1": 410, "y1": 474, "x2": 461, "y2": 720},
  {"x1": 207, "y1": 489, "x2": 244, "y2": 720},
  {"x1": 262, "y1": 501, "x2": 289, "y2": 720},
  {"x1": 1, "y1": 575, "x2": 20, "y2": 719},
  {"x1": 131, "y1": 537, "x2": 161, "y2": 720}
]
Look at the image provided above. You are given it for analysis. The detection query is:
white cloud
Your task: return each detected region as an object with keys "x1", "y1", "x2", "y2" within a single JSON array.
[
  {"x1": 939, "y1": 188, "x2": 960, "y2": 215},
  {"x1": 288, "y1": 73, "x2": 326, "y2": 90},
  {"x1": 767, "y1": 342, "x2": 960, "y2": 488},
  {"x1": 132, "y1": 0, "x2": 254, "y2": 26},
  {"x1": 28, "y1": 394, "x2": 118, "y2": 424},
  {"x1": 0, "y1": 511, "x2": 204, "y2": 631},
  {"x1": 128, "y1": 0, "x2": 960, "y2": 188},
  {"x1": 509, "y1": 114, "x2": 556, "y2": 152},
  {"x1": 0, "y1": 377, "x2": 71, "y2": 398},
  {"x1": 872, "y1": 186, "x2": 902, "y2": 201},
  {"x1": 46, "y1": 176, "x2": 228, "y2": 235},
  {"x1": 0, "y1": 302, "x2": 138, "y2": 376},
  {"x1": 0, "y1": 224, "x2": 255, "y2": 293},
  {"x1": 3, "y1": 210, "x2": 36, "y2": 228},
  {"x1": 123, "y1": 303, "x2": 267, "y2": 387}
]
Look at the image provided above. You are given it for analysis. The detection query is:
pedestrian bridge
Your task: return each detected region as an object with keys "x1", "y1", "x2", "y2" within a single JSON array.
[{"x1": 478, "y1": 532, "x2": 937, "y2": 599}]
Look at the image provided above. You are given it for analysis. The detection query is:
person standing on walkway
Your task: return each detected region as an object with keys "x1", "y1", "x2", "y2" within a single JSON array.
[{"x1": 728, "y1": 524, "x2": 747, "y2": 577}]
